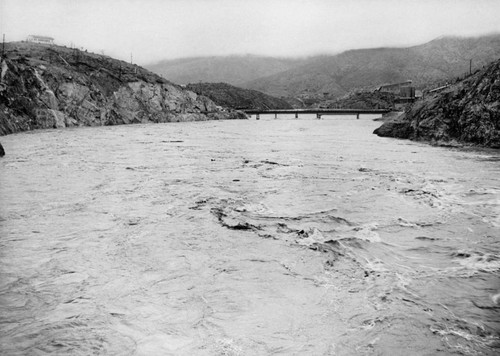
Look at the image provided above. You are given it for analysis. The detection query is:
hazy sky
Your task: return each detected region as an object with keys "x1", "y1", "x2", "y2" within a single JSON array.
[{"x1": 1, "y1": 0, "x2": 500, "y2": 64}]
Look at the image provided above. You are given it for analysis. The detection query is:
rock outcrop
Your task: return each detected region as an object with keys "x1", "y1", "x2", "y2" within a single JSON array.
[
  {"x1": 185, "y1": 82, "x2": 292, "y2": 110},
  {"x1": 0, "y1": 42, "x2": 246, "y2": 136},
  {"x1": 374, "y1": 58, "x2": 500, "y2": 148}
]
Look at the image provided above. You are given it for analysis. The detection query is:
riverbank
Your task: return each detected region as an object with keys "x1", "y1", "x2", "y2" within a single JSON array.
[
  {"x1": 0, "y1": 42, "x2": 246, "y2": 136},
  {"x1": 374, "y1": 58, "x2": 500, "y2": 148}
]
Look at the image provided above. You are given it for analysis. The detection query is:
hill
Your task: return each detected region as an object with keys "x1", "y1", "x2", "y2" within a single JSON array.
[
  {"x1": 314, "y1": 91, "x2": 398, "y2": 110},
  {"x1": 0, "y1": 42, "x2": 246, "y2": 136},
  {"x1": 185, "y1": 82, "x2": 292, "y2": 110},
  {"x1": 145, "y1": 35, "x2": 500, "y2": 102},
  {"x1": 374, "y1": 58, "x2": 500, "y2": 148},
  {"x1": 244, "y1": 34, "x2": 500, "y2": 100},
  {"x1": 145, "y1": 55, "x2": 304, "y2": 86}
]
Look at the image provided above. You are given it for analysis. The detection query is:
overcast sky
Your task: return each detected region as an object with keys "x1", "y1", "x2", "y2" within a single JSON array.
[{"x1": 1, "y1": 0, "x2": 500, "y2": 64}]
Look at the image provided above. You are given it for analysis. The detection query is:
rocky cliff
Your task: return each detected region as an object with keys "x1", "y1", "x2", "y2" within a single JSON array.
[
  {"x1": 374, "y1": 58, "x2": 500, "y2": 148},
  {"x1": 186, "y1": 82, "x2": 292, "y2": 110},
  {"x1": 0, "y1": 42, "x2": 246, "y2": 136}
]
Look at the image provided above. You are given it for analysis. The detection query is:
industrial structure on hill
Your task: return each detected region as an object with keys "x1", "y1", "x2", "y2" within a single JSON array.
[{"x1": 377, "y1": 80, "x2": 416, "y2": 108}]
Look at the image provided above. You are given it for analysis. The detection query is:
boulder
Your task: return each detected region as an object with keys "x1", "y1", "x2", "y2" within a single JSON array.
[{"x1": 373, "y1": 114, "x2": 412, "y2": 138}]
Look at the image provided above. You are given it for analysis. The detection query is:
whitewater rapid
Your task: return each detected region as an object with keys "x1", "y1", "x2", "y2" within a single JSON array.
[{"x1": 1, "y1": 115, "x2": 499, "y2": 355}]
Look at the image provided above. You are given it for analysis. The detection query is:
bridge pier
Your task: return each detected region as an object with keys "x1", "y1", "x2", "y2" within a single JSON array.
[
  {"x1": 275, "y1": 113, "x2": 277, "y2": 119},
  {"x1": 256, "y1": 114, "x2": 260, "y2": 120},
  {"x1": 295, "y1": 112, "x2": 298, "y2": 119},
  {"x1": 356, "y1": 113, "x2": 360, "y2": 120},
  {"x1": 316, "y1": 113, "x2": 322, "y2": 119}
]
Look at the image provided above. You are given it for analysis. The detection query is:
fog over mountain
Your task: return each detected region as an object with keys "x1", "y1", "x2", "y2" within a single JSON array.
[
  {"x1": 146, "y1": 56, "x2": 305, "y2": 87},
  {"x1": 4, "y1": 0, "x2": 500, "y2": 63},
  {"x1": 146, "y1": 34, "x2": 500, "y2": 99}
]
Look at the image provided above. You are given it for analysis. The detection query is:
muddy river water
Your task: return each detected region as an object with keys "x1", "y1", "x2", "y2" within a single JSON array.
[{"x1": 0, "y1": 115, "x2": 499, "y2": 355}]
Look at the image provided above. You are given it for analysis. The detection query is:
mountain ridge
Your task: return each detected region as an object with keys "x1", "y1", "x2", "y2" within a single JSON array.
[
  {"x1": 146, "y1": 55, "x2": 304, "y2": 87},
  {"x1": 146, "y1": 34, "x2": 500, "y2": 100},
  {"x1": 243, "y1": 34, "x2": 500, "y2": 99}
]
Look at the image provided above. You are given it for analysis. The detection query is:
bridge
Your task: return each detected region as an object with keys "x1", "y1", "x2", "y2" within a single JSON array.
[{"x1": 243, "y1": 108, "x2": 392, "y2": 119}]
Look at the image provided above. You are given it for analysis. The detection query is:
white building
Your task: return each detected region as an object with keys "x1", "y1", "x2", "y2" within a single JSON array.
[{"x1": 27, "y1": 35, "x2": 54, "y2": 44}]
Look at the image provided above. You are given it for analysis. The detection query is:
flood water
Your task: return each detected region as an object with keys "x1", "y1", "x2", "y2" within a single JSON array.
[{"x1": 1, "y1": 115, "x2": 499, "y2": 355}]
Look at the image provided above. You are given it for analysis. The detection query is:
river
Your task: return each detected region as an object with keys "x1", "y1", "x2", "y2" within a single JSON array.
[{"x1": 0, "y1": 115, "x2": 499, "y2": 355}]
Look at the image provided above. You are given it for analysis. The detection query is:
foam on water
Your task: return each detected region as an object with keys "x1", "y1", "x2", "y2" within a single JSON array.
[{"x1": 1, "y1": 118, "x2": 499, "y2": 355}]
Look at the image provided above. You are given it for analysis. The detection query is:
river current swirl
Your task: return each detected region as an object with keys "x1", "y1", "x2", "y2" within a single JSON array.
[{"x1": 1, "y1": 116, "x2": 499, "y2": 355}]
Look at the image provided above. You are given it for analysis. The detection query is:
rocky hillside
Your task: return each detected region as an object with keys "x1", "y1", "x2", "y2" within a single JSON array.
[
  {"x1": 374, "y1": 58, "x2": 500, "y2": 148},
  {"x1": 0, "y1": 42, "x2": 246, "y2": 136},
  {"x1": 185, "y1": 82, "x2": 292, "y2": 110}
]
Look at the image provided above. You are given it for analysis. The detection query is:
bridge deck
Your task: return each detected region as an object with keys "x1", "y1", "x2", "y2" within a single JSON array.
[{"x1": 243, "y1": 108, "x2": 391, "y2": 115}]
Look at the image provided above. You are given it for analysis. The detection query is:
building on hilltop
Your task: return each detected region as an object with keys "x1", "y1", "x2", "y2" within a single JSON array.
[{"x1": 27, "y1": 35, "x2": 54, "y2": 45}]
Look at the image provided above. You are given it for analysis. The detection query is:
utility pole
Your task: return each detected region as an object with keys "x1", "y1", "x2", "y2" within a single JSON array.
[{"x1": 1, "y1": 34, "x2": 5, "y2": 60}]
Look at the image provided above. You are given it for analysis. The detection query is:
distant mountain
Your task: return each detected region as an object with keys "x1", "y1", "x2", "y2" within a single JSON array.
[
  {"x1": 243, "y1": 34, "x2": 500, "y2": 99},
  {"x1": 186, "y1": 83, "x2": 292, "y2": 110},
  {"x1": 146, "y1": 34, "x2": 500, "y2": 101},
  {"x1": 145, "y1": 55, "x2": 304, "y2": 86}
]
